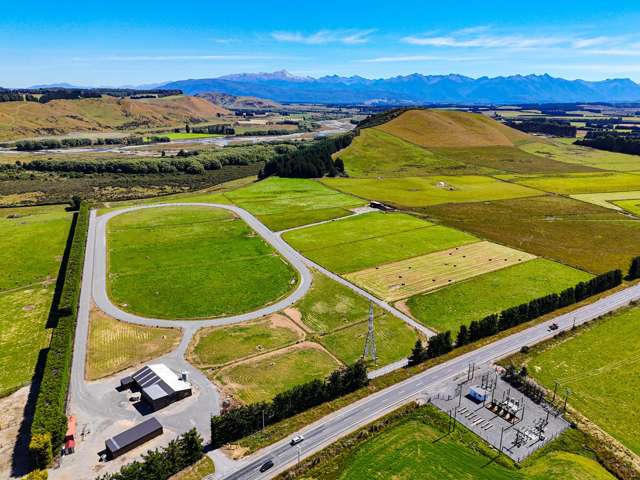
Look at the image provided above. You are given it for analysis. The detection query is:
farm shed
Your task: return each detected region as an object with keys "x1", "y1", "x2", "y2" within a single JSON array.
[
  {"x1": 129, "y1": 364, "x2": 192, "y2": 411},
  {"x1": 105, "y1": 417, "x2": 163, "y2": 459}
]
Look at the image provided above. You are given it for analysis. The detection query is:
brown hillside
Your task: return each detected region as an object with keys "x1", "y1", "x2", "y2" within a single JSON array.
[
  {"x1": 0, "y1": 95, "x2": 229, "y2": 141},
  {"x1": 376, "y1": 109, "x2": 533, "y2": 148},
  {"x1": 198, "y1": 92, "x2": 281, "y2": 110}
]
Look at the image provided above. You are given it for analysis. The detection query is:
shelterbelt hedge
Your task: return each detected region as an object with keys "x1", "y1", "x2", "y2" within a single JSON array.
[{"x1": 29, "y1": 202, "x2": 89, "y2": 468}]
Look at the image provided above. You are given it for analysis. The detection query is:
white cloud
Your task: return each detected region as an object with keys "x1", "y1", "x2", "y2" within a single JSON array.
[
  {"x1": 271, "y1": 29, "x2": 374, "y2": 45},
  {"x1": 359, "y1": 54, "x2": 490, "y2": 63},
  {"x1": 402, "y1": 34, "x2": 567, "y2": 49},
  {"x1": 72, "y1": 54, "x2": 297, "y2": 62}
]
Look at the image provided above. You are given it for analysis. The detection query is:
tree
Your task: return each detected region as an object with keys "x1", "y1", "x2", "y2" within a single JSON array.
[
  {"x1": 334, "y1": 157, "x2": 345, "y2": 173},
  {"x1": 69, "y1": 195, "x2": 82, "y2": 211},
  {"x1": 407, "y1": 339, "x2": 427, "y2": 366},
  {"x1": 627, "y1": 256, "x2": 640, "y2": 280},
  {"x1": 455, "y1": 324, "x2": 468, "y2": 347},
  {"x1": 185, "y1": 122, "x2": 191, "y2": 133}
]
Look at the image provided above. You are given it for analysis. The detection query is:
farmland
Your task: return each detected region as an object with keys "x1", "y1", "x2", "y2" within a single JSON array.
[
  {"x1": 570, "y1": 191, "x2": 640, "y2": 211},
  {"x1": 225, "y1": 177, "x2": 365, "y2": 231},
  {"x1": 509, "y1": 306, "x2": 640, "y2": 456},
  {"x1": 322, "y1": 175, "x2": 542, "y2": 208},
  {"x1": 283, "y1": 212, "x2": 477, "y2": 274},
  {"x1": 423, "y1": 195, "x2": 640, "y2": 273},
  {"x1": 107, "y1": 205, "x2": 297, "y2": 319},
  {"x1": 291, "y1": 270, "x2": 377, "y2": 333},
  {"x1": 318, "y1": 313, "x2": 418, "y2": 366},
  {"x1": 345, "y1": 241, "x2": 536, "y2": 302},
  {"x1": 0, "y1": 204, "x2": 72, "y2": 291},
  {"x1": 520, "y1": 139, "x2": 640, "y2": 172},
  {"x1": 86, "y1": 310, "x2": 181, "y2": 380},
  {"x1": 214, "y1": 343, "x2": 341, "y2": 404},
  {"x1": 615, "y1": 198, "x2": 640, "y2": 216},
  {"x1": 189, "y1": 315, "x2": 303, "y2": 368},
  {"x1": 499, "y1": 171, "x2": 640, "y2": 194},
  {"x1": 0, "y1": 203, "x2": 71, "y2": 396},
  {"x1": 0, "y1": 287, "x2": 53, "y2": 396},
  {"x1": 296, "y1": 405, "x2": 613, "y2": 480},
  {"x1": 406, "y1": 258, "x2": 592, "y2": 333}
]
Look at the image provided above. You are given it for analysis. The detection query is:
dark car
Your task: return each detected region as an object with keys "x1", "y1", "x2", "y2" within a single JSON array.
[{"x1": 259, "y1": 459, "x2": 274, "y2": 472}]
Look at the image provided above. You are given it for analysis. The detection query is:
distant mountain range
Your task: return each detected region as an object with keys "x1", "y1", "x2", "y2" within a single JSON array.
[{"x1": 161, "y1": 71, "x2": 640, "y2": 104}]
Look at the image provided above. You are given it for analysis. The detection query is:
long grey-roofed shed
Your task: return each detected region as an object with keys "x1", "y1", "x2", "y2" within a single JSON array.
[{"x1": 105, "y1": 417, "x2": 163, "y2": 459}]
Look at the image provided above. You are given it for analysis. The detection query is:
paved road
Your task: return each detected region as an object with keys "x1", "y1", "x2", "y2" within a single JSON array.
[
  {"x1": 93, "y1": 203, "x2": 314, "y2": 328},
  {"x1": 218, "y1": 282, "x2": 640, "y2": 480}
]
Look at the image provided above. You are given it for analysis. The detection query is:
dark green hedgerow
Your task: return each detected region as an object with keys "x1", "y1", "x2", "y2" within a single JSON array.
[{"x1": 29, "y1": 202, "x2": 89, "y2": 467}]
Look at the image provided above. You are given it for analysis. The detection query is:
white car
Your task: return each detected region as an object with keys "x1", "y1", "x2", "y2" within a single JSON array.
[{"x1": 290, "y1": 435, "x2": 304, "y2": 446}]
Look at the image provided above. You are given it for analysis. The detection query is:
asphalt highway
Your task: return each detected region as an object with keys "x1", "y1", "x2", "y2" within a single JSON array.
[{"x1": 220, "y1": 282, "x2": 640, "y2": 479}]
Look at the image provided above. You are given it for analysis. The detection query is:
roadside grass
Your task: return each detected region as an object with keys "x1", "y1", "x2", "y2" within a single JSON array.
[
  {"x1": 108, "y1": 206, "x2": 297, "y2": 319},
  {"x1": 214, "y1": 343, "x2": 341, "y2": 404},
  {"x1": 291, "y1": 270, "x2": 378, "y2": 333},
  {"x1": 520, "y1": 139, "x2": 640, "y2": 172},
  {"x1": 285, "y1": 404, "x2": 614, "y2": 480},
  {"x1": 283, "y1": 212, "x2": 477, "y2": 274},
  {"x1": 614, "y1": 198, "x2": 640, "y2": 216},
  {"x1": 225, "y1": 177, "x2": 365, "y2": 231},
  {"x1": 376, "y1": 109, "x2": 531, "y2": 148},
  {"x1": 430, "y1": 145, "x2": 597, "y2": 174},
  {"x1": 507, "y1": 306, "x2": 640, "y2": 456},
  {"x1": 334, "y1": 128, "x2": 484, "y2": 177},
  {"x1": 497, "y1": 171, "x2": 640, "y2": 194},
  {"x1": 170, "y1": 456, "x2": 215, "y2": 480},
  {"x1": 0, "y1": 204, "x2": 72, "y2": 291},
  {"x1": 405, "y1": 258, "x2": 592, "y2": 333},
  {"x1": 318, "y1": 313, "x2": 418, "y2": 367},
  {"x1": 422, "y1": 195, "x2": 640, "y2": 274},
  {"x1": 188, "y1": 315, "x2": 303, "y2": 368},
  {"x1": 321, "y1": 175, "x2": 542, "y2": 208},
  {"x1": 85, "y1": 310, "x2": 181, "y2": 380},
  {"x1": 0, "y1": 287, "x2": 53, "y2": 396},
  {"x1": 345, "y1": 241, "x2": 536, "y2": 302}
]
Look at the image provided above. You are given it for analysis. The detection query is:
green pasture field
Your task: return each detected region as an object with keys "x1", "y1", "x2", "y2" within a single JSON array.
[
  {"x1": 0, "y1": 204, "x2": 72, "y2": 292},
  {"x1": 406, "y1": 258, "x2": 592, "y2": 333},
  {"x1": 498, "y1": 171, "x2": 640, "y2": 194},
  {"x1": 292, "y1": 270, "x2": 379, "y2": 333},
  {"x1": 107, "y1": 206, "x2": 297, "y2": 319},
  {"x1": 189, "y1": 315, "x2": 302, "y2": 368},
  {"x1": 321, "y1": 175, "x2": 542, "y2": 208},
  {"x1": 334, "y1": 128, "x2": 480, "y2": 177},
  {"x1": 225, "y1": 177, "x2": 365, "y2": 231},
  {"x1": 0, "y1": 287, "x2": 53, "y2": 396},
  {"x1": 298, "y1": 405, "x2": 613, "y2": 480},
  {"x1": 510, "y1": 306, "x2": 640, "y2": 456},
  {"x1": 614, "y1": 198, "x2": 640, "y2": 216},
  {"x1": 430, "y1": 145, "x2": 596, "y2": 174},
  {"x1": 318, "y1": 313, "x2": 418, "y2": 367},
  {"x1": 423, "y1": 195, "x2": 640, "y2": 274},
  {"x1": 520, "y1": 139, "x2": 640, "y2": 172},
  {"x1": 570, "y1": 191, "x2": 640, "y2": 210},
  {"x1": 164, "y1": 132, "x2": 220, "y2": 140},
  {"x1": 86, "y1": 310, "x2": 181, "y2": 380},
  {"x1": 283, "y1": 212, "x2": 477, "y2": 274},
  {"x1": 214, "y1": 343, "x2": 341, "y2": 404}
]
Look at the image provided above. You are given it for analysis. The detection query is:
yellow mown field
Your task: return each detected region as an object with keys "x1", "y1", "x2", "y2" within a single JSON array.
[{"x1": 345, "y1": 241, "x2": 536, "y2": 301}]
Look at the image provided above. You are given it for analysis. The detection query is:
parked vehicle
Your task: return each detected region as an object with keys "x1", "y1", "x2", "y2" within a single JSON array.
[{"x1": 548, "y1": 323, "x2": 559, "y2": 331}]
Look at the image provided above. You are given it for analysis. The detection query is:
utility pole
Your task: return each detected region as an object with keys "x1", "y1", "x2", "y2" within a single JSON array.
[
  {"x1": 563, "y1": 388, "x2": 571, "y2": 413},
  {"x1": 363, "y1": 302, "x2": 377, "y2": 364},
  {"x1": 552, "y1": 381, "x2": 558, "y2": 403}
]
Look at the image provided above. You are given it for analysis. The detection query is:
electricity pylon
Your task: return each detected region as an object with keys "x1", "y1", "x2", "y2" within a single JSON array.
[{"x1": 363, "y1": 302, "x2": 377, "y2": 363}]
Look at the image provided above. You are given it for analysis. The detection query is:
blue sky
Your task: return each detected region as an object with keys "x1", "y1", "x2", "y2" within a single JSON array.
[{"x1": 3, "y1": 0, "x2": 640, "y2": 87}]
